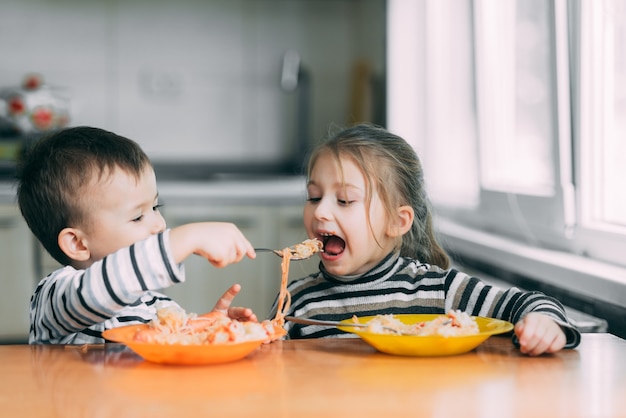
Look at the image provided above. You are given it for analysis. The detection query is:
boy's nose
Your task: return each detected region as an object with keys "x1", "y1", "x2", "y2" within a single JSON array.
[{"x1": 152, "y1": 213, "x2": 166, "y2": 234}]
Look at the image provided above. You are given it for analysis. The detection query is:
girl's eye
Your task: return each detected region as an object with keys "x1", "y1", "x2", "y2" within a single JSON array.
[
  {"x1": 338, "y1": 199, "x2": 355, "y2": 206},
  {"x1": 307, "y1": 197, "x2": 321, "y2": 203}
]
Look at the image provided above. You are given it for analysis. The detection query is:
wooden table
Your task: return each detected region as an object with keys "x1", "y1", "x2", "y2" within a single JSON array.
[{"x1": 1, "y1": 334, "x2": 624, "y2": 417}]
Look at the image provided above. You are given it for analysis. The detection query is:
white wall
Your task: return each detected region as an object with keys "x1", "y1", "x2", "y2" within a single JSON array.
[{"x1": 0, "y1": 0, "x2": 385, "y2": 165}]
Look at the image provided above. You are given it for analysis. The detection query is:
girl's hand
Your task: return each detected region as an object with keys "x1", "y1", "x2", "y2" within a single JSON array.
[
  {"x1": 514, "y1": 312, "x2": 567, "y2": 356},
  {"x1": 211, "y1": 283, "x2": 258, "y2": 322}
]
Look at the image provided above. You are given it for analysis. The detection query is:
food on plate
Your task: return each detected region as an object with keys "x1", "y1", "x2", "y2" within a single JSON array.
[
  {"x1": 131, "y1": 238, "x2": 323, "y2": 346},
  {"x1": 354, "y1": 310, "x2": 480, "y2": 337},
  {"x1": 273, "y1": 238, "x2": 323, "y2": 327},
  {"x1": 133, "y1": 305, "x2": 284, "y2": 345}
]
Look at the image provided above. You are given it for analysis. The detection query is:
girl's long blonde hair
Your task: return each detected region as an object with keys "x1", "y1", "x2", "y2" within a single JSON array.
[{"x1": 307, "y1": 124, "x2": 450, "y2": 268}]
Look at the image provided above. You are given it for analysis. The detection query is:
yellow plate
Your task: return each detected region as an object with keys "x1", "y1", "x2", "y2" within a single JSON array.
[
  {"x1": 102, "y1": 324, "x2": 265, "y2": 366},
  {"x1": 337, "y1": 314, "x2": 514, "y2": 357}
]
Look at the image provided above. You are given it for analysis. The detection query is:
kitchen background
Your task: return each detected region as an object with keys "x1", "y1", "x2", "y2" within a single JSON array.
[
  {"x1": 2, "y1": 0, "x2": 621, "y2": 344},
  {"x1": 0, "y1": 0, "x2": 386, "y2": 342},
  {"x1": 1, "y1": 0, "x2": 386, "y2": 173}
]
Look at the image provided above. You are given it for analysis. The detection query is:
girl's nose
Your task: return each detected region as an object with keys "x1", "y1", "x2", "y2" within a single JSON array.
[{"x1": 313, "y1": 198, "x2": 333, "y2": 221}]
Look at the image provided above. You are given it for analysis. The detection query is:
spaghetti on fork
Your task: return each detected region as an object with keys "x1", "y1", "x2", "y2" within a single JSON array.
[{"x1": 273, "y1": 238, "x2": 323, "y2": 327}]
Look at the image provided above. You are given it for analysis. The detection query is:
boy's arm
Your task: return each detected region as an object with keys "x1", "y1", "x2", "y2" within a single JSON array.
[
  {"x1": 29, "y1": 231, "x2": 184, "y2": 343},
  {"x1": 168, "y1": 222, "x2": 255, "y2": 267}
]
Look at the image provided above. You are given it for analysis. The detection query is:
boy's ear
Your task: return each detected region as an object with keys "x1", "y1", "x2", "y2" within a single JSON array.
[
  {"x1": 387, "y1": 205, "x2": 414, "y2": 237},
  {"x1": 58, "y1": 227, "x2": 91, "y2": 262}
]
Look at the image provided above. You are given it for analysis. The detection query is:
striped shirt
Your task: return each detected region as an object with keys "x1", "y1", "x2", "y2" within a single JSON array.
[
  {"x1": 29, "y1": 230, "x2": 185, "y2": 344},
  {"x1": 271, "y1": 252, "x2": 581, "y2": 348}
]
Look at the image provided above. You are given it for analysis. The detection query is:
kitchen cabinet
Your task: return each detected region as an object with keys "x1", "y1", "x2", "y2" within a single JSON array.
[
  {"x1": 0, "y1": 204, "x2": 35, "y2": 342},
  {"x1": 160, "y1": 202, "x2": 318, "y2": 319}
]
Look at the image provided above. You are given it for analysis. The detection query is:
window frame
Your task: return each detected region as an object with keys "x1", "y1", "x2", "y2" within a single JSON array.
[
  {"x1": 438, "y1": 0, "x2": 626, "y2": 269},
  {"x1": 387, "y1": 0, "x2": 626, "y2": 292},
  {"x1": 570, "y1": 0, "x2": 626, "y2": 266},
  {"x1": 433, "y1": 0, "x2": 576, "y2": 253}
]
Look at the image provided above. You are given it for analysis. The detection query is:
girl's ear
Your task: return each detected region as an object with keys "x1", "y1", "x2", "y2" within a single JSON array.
[
  {"x1": 387, "y1": 205, "x2": 414, "y2": 237},
  {"x1": 58, "y1": 227, "x2": 91, "y2": 262}
]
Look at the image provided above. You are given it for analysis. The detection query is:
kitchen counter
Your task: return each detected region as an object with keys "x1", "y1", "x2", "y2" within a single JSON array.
[{"x1": 1, "y1": 334, "x2": 624, "y2": 417}]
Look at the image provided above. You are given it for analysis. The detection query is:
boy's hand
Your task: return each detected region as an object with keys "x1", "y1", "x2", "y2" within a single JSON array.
[
  {"x1": 170, "y1": 222, "x2": 256, "y2": 267},
  {"x1": 211, "y1": 284, "x2": 258, "y2": 322},
  {"x1": 514, "y1": 312, "x2": 566, "y2": 356}
]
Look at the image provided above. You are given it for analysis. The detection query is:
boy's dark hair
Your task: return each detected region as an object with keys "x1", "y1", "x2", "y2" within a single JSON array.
[{"x1": 16, "y1": 126, "x2": 151, "y2": 265}]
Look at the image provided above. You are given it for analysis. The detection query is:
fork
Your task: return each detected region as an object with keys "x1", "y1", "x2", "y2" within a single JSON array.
[
  {"x1": 284, "y1": 316, "x2": 406, "y2": 335},
  {"x1": 255, "y1": 247, "x2": 314, "y2": 261}
]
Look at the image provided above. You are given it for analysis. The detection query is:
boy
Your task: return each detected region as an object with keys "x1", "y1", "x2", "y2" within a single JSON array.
[{"x1": 18, "y1": 126, "x2": 257, "y2": 344}]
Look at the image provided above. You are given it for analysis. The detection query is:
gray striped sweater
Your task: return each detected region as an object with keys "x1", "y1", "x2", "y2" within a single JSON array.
[
  {"x1": 272, "y1": 252, "x2": 581, "y2": 348},
  {"x1": 29, "y1": 231, "x2": 185, "y2": 344}
]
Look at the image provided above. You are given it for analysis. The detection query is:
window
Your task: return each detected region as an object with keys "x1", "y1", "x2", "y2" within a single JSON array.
[
  {"x1": 576, "y1": 0, "x2": 626, "y2": 264},
  {"x1": 387, "y1": 0, "x2": 626, "y2": 280},
  {"x1": 474, "y1": 0, "x2": 556, "y2": 195},
  {"x1": 387, "y1": 0, "x2": 479, "y2": 208}
]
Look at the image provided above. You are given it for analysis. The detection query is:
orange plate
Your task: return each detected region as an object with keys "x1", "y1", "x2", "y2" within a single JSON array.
[{"x1": 102, "y1": 324, "x2": 265, "y2": 366}]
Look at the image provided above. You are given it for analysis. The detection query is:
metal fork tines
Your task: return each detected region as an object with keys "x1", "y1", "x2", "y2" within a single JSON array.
[{"x1": 255, "y1": 248, "x2": 311, "y2": 261}]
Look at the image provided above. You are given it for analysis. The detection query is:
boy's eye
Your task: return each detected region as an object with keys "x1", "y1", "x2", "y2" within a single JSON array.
[
  {"x1": 132, "y1": 214, "x2": 144, "y2": 222},
  {"x1": 153, "y1": 203, "x2": 163, "y2": 212}
]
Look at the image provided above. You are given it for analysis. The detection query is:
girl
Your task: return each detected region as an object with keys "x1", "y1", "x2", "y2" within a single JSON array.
[{"x1": 270, "y1": 124, "x2": 580, "y2": 356}]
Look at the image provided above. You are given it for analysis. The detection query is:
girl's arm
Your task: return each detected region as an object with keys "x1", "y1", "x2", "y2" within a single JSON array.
[{"x1": 445, "y1": 269, "x2": 581, "y2": 354}]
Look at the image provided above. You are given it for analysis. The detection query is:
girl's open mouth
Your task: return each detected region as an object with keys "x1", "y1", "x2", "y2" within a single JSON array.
[{"x1": 320, "y1": 233, "x2": 345, "y2": 256}]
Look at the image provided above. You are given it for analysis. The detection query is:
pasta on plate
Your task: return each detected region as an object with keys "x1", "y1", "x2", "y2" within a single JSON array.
[
  {"x1": 355, "y1": 310, "x2": 480, "y2": 337},
  {"x1": 132, "y1": 306, "x2": 281, "y2": 345}
]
